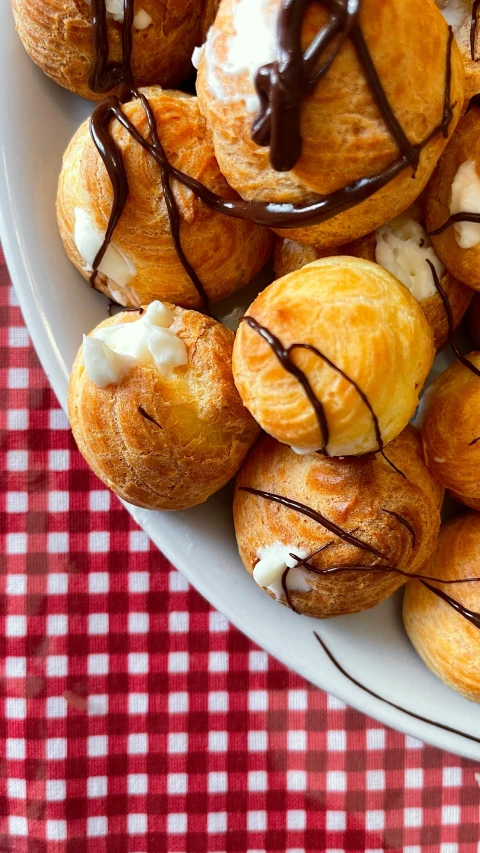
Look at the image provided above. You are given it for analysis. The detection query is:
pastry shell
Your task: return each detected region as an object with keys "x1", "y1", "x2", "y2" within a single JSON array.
[
  {"x1": 68, "y1": 304, "x2": 260, "y2": 510},
  {"x1": 234, "y1": 427, "x2": 442, "y2": 618}
]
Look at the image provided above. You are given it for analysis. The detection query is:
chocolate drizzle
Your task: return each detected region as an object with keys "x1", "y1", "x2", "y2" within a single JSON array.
[
  {"x1": 314, "y1": 631, "x2": 480, "y2": 746},
  {"x1": 89, "y1": 0, "x2": 135, "y2": 94},
  {"x1": 429, "y1": 210, "x2": 480, "y2": 237},
  {"x1": 89, "y1": 85, "x2": 211, "y2": 311},
  {"x1": 252, "y1": 0, "x2": 420, "y2": 172},
  {"x1": 426, "y1": 260, "x2": 480, "y2": 378},
  {"x1": 422, "y1": 580, "x2": 480, "y2": 629},
  {"x1": 137, "y1": 405, "x2": 163, "y2": 429},
  {"x1": 240, "y1": 315, "x2": 382, "y2": 455},
  {"x1": 240, "y1": 487, "x2": 388, "y2": 559},
  {"x1": 382, "y1": 509, "x2": 416, "y2": 547},
  {"x1": 86, "y1": 14, "x2": 454, "y2": 307},
  {"x1": 472, "y1": 0, "x2": 480, "y2": 62}
]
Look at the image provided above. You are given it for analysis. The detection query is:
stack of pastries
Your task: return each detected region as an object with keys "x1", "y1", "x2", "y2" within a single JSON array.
[{"x1": 14, "y1": 0, "x2": 480, "y2": 702}]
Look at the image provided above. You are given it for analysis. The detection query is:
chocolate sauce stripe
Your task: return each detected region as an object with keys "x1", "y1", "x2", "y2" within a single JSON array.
[
  {"x1": 89, "y1": 0, "x2": 134, "y2": 94},
  {"x1": 239, "y1": 486, "x2": 388, "y2": 558},
  {"x1": 240, "y1": 315, "x2": 384, "y2": 456},
  {"x1": 314, "y1": 631, "x2": 480, "y2": 746},
  {"x1": 137, "y1": 405, "x2": 163, "y2": 429},
  {"x1": 251, "y1": 0, "x2": 429, "y2": 171},
  {"x1": 88, "y1": 14, "x2": 454, "y2": 299},
  {"x1": 422, "y1": 580, "x2": 480, "y2": 629}
]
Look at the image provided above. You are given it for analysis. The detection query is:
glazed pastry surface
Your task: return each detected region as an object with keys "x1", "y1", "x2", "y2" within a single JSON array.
[
  {"x1": 234, "y1": 427, "x2": 442, "y2": 618},
  {"x1": 422, "y1": 352, "x2": 480, "y2": 500},
  {"x1": 274, "y1": 217, "x2": 472, "y2": 352},
  {"x1": 197, "y1": 0, "x2": 464, "y2": 247},
  {"x1": 403, "y1": 512, "x2": 480, "y2": 702},
  {"x1": 11, "y1": 0, "x2": 203, "y2": 101},
  {"x1": 233, "y1": 257, "x2": 435, "y2": 456},
  {"x1": 68, "y1": 305, "x2": 260, "y2": 510},
  {"x1": 57, "y1": 87, "x2": 272, "y2": 309},
  {"x1": 426, "y1": 107, "x2": 480, "y2": 290}
]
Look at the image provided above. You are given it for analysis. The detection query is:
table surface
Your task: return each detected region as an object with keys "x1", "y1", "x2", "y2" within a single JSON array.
[{"x1": 1, "y1": 246, "x2": 480, "y2": 852}]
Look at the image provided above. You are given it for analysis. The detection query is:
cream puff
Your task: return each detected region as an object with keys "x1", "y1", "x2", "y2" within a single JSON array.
[
  {"x1": 233, "y1": 257, "x2": 435, "y2": 456},
  {"x1": 274, "y1": 210, "x2": 472, "y2": 351},
  {"x1": 403, "y1": 512, "x2": 480, "y2": 702},
  {"x1": 426, "y1": 106, "x2": 480, "y2": 290},
  {"x1": 11, "y1": 0, "x2": 206, "y2": 101},
  {"x1": 234, "y1": 427, "x2": 442, "y2": 618},
  {"x1": 196, "y1": 0, "x2": 464, "y2": 247},
  {"x1": 422, "y1": 352, "x2": 480, "y2": 504},
  {"x1": 68, "y1": 301, "x2": 260, "y2": 510},
  {"x1": 57, "y1": 87, "x2": 273, "y2": 310},
  {"x1": 435, "y1": 0, "x2": 480, "y2": 103}
]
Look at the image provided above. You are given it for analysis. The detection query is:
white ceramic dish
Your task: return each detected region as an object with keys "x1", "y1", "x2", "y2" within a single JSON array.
[{"x1": 2, "y1": 2, "x2": 480, "y2": 760}]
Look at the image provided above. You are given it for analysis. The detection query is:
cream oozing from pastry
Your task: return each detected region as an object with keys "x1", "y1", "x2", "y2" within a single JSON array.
[
  {"x1": 74, "y1": 208, "x2": 136, "y2": 288},
  {"x1": 204, "y1": 0, "x2": 277, "y2": 113},
  {"x1": 253, "y1": 544, "x2": 311, "y2": 600},
  {"x1": 434, "y1": 0, "x2": 470, "y2": 31},
  {"x1": 83, "y1": 301, "x2": 188, "y2": 387},
  {"x1": 84, "y1": 0, "x2": 152, "y2": 28},
  {"x1": 375, "y1": 217, "x2": 442, "y2": 300},
  {"x1": 450, "y1": 160, "x2": 480, "y2": 249}
]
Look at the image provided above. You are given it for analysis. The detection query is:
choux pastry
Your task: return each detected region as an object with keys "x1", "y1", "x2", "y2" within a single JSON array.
[
  {"x1": 11, "y1": 0, "x2": 205, "y2": 101},
  {"x1": 68, "y1": 301, "x2": 260, "y2": 510},
  {"x1": 234, "y1": 427, "x2": 442, "y2": 618},
  {"x1": 426, "y1": 107, "x2": 480, "y2": 290},
  {"x1": 196, "y1": 0, "x2": 463, "y2": 247},
  {"x1": 422, "y1": 352, "x2": 480, "y2": 503},
  {"x1": 233, "y1": 257, "x2": 435, "y2": 456},
  {"x1": 403, "y1": 512, "x2": 480, "y2": 702},
  {"x1": 274, "y1": 209, "x2": 472, "y2": 351},
  {"x1": 57, "y1": 87, "x2": 272, "y2": 310}
]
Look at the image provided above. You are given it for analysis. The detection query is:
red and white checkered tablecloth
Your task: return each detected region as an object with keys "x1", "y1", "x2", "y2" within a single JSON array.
[{"x1": 1, "y1": 244, "x2": 480, "y2": 852}]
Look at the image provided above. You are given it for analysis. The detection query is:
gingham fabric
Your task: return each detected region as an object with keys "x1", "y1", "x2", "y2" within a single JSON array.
[{"x1": 1, "y1": 245, "x2": 480, "y2": 853}]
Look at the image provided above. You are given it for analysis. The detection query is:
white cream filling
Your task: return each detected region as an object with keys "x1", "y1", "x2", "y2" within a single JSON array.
[
  {"x1": 375, "y1": 216, "x2": 443, "y2": 301},
  {"x1": 450, "y1": 160, "x2": 480, "y2": 249},
  {"x1": 254, "y1": 543, "x2": 311, "y2": 601},
  {"x1": 132, "y1": 9, "x2": 152, "y2": 30},
  {"x1": 74, "y1": 208, "x2": 136, "y2": 289},
  {"x1": 291, "y1": 445, "x2": 318, "y2": 455},
  {"x1": 204, "y1": 0, "x2": 277, "y2": 114},
  {"x1": 434, "y1": 0, "x2": 470, "y2": 31},
  {"x1": 83, "y1": 301, "x2": 188, "y2": 387},
  {"x1": 84, "y1": 0, "x2": 152, "y2": 28},
  {"x1": 192, "y1": 45, "x2": 204, "y2": 70}
]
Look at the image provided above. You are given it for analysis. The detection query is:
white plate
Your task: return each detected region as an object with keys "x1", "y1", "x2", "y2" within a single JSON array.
[{"x1": 2, "y1": 1, "x2": 480, "y2": 760}]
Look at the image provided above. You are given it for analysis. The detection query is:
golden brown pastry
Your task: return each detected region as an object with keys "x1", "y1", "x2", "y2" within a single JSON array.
[
  {"x1": 403, "y1": 512, "x2": 480, "y2": 702},
  {"x1": 434, "y1": 0, "x2": 480, "y2": 103},
  {"x1": 426, "y1": 107, "x2": 480, "y2": 290},
  {"x1": 196, "y1": 0, "x2": 463, "y2": 247},
  {"x1": 234, "y1": 427, "x2": 442, "y2": 618},
  {"x1": 57, "y1": 87, "x2": 272, "y2": 310},
  {"x1": 274, "y1": 211, "x2": 472, "y2": 351},
  {"x1": 11, "y1": 0, "x2": 206, "y2": 101},
  {"x1": 422, "y1": 353, "x2": 480, "y2": 504},
  {"x1": 68, "y1": 301, "x2": 260, "y2": 510},
  {"x1": 233, "y1": 257, "x2": 435, "y2": 456}
]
